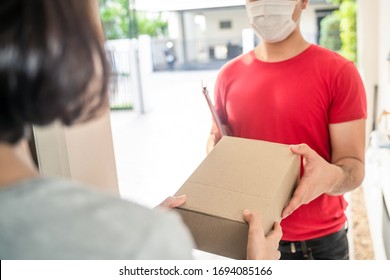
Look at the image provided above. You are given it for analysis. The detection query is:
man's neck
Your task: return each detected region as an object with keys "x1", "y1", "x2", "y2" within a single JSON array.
[
  {"x1": 0, "y1": 140, "x2": 39, "y2": 188},
  {"x1": 254, "y1": 29, "x2": 310, "y2": 62}
]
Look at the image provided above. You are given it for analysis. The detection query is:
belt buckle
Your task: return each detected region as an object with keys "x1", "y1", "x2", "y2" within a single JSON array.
[{"x1": 290, "y1": 242, "x2": 296, "y2": 253}]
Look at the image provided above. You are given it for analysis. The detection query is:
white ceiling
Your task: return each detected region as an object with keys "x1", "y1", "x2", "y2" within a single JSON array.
[
  {"x1": 134, "y1": 0, "x2": 329, "y2": 12},
  {"x1": 134, "y1": 0, "x2": 244, "y2": 12}
]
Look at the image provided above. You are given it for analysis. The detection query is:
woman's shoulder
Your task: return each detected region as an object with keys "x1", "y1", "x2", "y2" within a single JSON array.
[{"x1": 0, "y1": 177, "x2": 194, "y2": 259}]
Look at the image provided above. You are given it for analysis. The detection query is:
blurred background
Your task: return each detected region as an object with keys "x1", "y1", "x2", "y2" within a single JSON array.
[{"x1": 95, "y1": 0, "x2": 390, "y2": 260}]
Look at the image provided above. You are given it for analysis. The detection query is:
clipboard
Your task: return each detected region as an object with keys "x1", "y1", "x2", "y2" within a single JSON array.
[{"x1": 202, "y1": 83, "x2": 227, "y2": 136}]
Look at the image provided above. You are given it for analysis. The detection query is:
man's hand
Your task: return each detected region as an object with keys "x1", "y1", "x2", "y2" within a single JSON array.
[
  {"x1": 282, "y1": 120, "x2": 365, "y2": 219},
  {"x1": 281, "y1": 144, "x2": 343, "y2": 219},
  {"x1": 207, "y1": 123, "x2": 231, "y2": 153},
  {"x1": 244, "y1": 210, "x2": 282, "y2": 260},
  {"x1": 157, "y1": 195, "x2": 187, "y2": 210}
]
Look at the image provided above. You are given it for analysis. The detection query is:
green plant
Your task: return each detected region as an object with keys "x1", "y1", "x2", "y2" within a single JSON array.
[
  {"x1": 325, "y1": 0, "x2": 357, "y2": 63},
  {"x1": 110, "y1": 104, "x2": 133, "y2": 110},
  {"x1": 99, "y1": 0, "x2": 168, "y2": 39},
  {"x1": 99, "y1": 0, "x2": 129, "y2": 39},
  {"x1": 320, "y1": 13, "x2": 342, "y2": 51},
  {"x1": 137, "y1": 13, "x2": 168, "y2": 37},
  {"x1": 338, "y1": 0, "x2": 357, "y2": 62}
]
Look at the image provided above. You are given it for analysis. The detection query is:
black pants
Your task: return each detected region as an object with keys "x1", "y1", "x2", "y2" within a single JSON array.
[{"x1": 279, "y1": 227, "x2": 349, "y2": 260}]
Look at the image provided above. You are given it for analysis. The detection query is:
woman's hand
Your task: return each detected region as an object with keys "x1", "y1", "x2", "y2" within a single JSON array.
[
  {"x1": 157, "y1": 195, "x2": 187, "y2": 210},
  {"x1": 244, "y1": 210, "x2": 282, "y2": 260}
]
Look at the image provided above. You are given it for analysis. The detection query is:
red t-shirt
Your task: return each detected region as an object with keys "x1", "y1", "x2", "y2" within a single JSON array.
[{"x1": 214, "y1": 44, "x2": 367, "y2": 241}]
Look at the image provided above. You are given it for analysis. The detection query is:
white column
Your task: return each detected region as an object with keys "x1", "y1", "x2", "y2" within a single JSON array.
[
  {"x1": 138, "y1": 35, "x2": 153, "y2": 75},
  {"x1": 128, "y1": 39, "x2": 147, "y2": 114},
  {"x1": 357, "y1": 0, "x2": 379, "y2": 136},
  {"x1": 358, "y1": 0, "x2": 389, "y2": 260},
  {"x1": 377, "y1": 0, "x2": 390, "y2": 111},
  {"x1": 183, "y1": 12, "x2": 197, "y2": 62}
]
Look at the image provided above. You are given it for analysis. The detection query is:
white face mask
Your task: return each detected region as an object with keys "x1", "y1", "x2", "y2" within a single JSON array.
[{"x1": 246, "y1": 0, "x2": 300, "y2": 43}]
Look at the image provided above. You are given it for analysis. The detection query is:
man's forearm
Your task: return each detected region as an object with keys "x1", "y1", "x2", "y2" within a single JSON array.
[{"x1": 328, "y1": 158, "x2": 365, "y2": 195}]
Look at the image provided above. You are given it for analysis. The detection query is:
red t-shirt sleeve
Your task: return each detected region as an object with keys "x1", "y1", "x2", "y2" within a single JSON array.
[{"x1": 328, "y1": 62, "x2": 367, "y2": 123}]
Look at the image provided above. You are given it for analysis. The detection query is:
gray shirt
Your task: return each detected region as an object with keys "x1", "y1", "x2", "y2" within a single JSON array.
[{"x1": 0, "y1": 177, "x2": 194, "y2": 259}]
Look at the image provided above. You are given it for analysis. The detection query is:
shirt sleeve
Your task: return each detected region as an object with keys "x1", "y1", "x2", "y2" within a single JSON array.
[{"x1": 328, "y1": 62, "x2": 367, "y2": 123}]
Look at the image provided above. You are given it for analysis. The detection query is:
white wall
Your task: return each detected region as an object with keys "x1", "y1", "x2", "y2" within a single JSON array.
[
  {"x1": 203, "y1": 8, "x2": 249, "y2": 44},
  {"x1": 183, "y1": 12, "x2": 198, "y2": 62},
  {"x1": 357, "y1": 0, "x2": 390, "y2": 260},
  {"x1": 301, "y1": 5, "x2": 318, "y2": 43},
  {"x1": 155, "y1": 3, "x2": 336, "y2": 67},
  {"x1": 377, "y1": 0, "x2": 390, "y2": 113},
  {"x1": 34, "y1": 113, "x2": 119, "y2": 195},
  {"x1": 174, "y1": 4, "x2": 333, "y2": 63},
  {"x1": 357, "y1": 0, "x2": 379, "y2": 138},
  {"x1": 135, "y1": 0, "x2": 243, "y2": 11},
  {"x1": 173, "y1": 8, "x2": 248, "y2": 63},
  {"x1": 358, "y1": 0, "x2": 390, "y2": 134}
]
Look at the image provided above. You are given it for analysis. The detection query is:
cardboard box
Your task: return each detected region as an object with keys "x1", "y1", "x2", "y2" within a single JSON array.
[{"x1": 174, "y1": 136, "x2": 300, "y2": 259}]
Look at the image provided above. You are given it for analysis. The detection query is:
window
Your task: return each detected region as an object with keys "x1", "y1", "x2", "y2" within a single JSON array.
[
  {"x1": 194, "y1": 14, "x2": 206, "y2": 33},
  {"x1": 219, "y1": 21, "x2": 232, "y2": 30}
]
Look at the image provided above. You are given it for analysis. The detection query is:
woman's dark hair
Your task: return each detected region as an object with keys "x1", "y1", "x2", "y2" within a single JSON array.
[{"x1": 0, "y1": 0, "x2": 110, "y2": 144}]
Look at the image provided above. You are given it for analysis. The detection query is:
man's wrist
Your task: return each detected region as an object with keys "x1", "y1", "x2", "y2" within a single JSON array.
[
  {"x1": 326, "y1": 164, "x2": 346, "y2": 195},
  {"x1": 328, "y1": 159, "x2": 364, "y2": 195}
]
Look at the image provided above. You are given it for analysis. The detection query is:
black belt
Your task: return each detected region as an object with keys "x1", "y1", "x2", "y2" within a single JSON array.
[{"x1": 279, "y1": 227, "x2": 347, "y2": 254}]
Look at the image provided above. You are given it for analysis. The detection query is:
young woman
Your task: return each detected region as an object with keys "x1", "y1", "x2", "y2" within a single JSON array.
[{"x1": 0, "y1": 0, "x2": 281, "y2": 259}]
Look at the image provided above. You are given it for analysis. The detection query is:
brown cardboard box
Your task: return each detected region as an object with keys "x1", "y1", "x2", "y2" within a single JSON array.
[{"x1": 174, "y1": 136, "x2": 300, "y2": 259}]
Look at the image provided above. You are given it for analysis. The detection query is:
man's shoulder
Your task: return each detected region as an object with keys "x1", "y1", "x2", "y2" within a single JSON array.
[
  {"x1": 217, "y1": 51, "x2": 254, "y2": 83},
  {"x1": 310, "y1": 44, "x2": 353, "y2": 66},
  {"x1": 220, "y1": 51, "x2": 253, "y2": 73}
]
